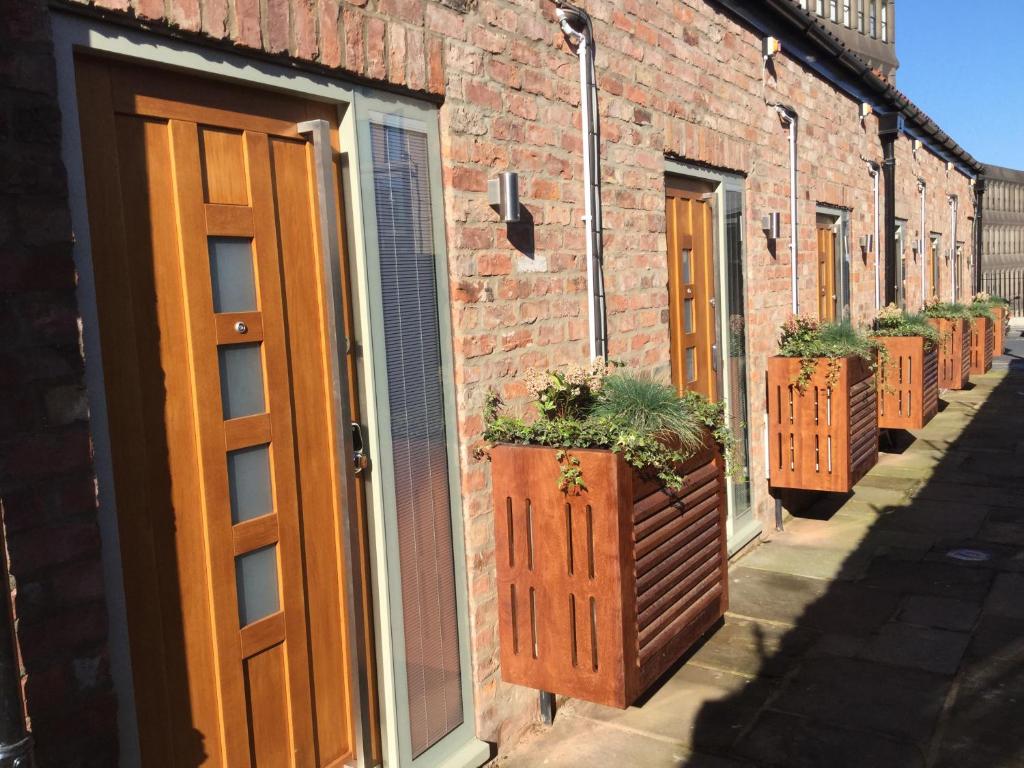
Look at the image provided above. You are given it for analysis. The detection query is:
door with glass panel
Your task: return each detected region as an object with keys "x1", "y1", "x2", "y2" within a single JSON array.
[
  {"x1": 930, "y1": 234, "x2": 942, "y2": 299},
  {"x1": 817, "y1": 221, "x2": 838, "y2": 322},
  {"x1": 75, "y1": 56, "x2": 376, "y2": 766},
  {"x1": 666, "y1": 181, "x2": 717, "y2": 399}
]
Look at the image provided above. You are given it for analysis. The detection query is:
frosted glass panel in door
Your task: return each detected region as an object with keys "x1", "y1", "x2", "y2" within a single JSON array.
[{"x1": 208, "y1": 237, "x2": 257, "y2": 313}]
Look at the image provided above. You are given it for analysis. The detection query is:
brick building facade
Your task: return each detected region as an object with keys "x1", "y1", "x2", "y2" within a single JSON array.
[{"x1": 0, "y1": 0, "x2": 983, "y2": 765}]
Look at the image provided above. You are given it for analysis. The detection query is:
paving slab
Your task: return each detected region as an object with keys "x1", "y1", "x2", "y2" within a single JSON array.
[
  {"x1": 563, "y1": 664, "x2": 774, "y2": 753},
  {"x1": 982, "y1": 572, "x2": 1024, "y2": 619},
  {"x1": 687, "y1": 616, "x2": 817, "y2": 679},
  {"x1": 860, "y1": 556, "x2": 993, "y2": 601},
  {"x1": 734, "y1": 710, "x2": 925, "y2": 768},
  {"x1": 897, "y1": 594, "x2": 981, "y2": 632},
  {"x1": 858, "y1": 621, "x2": 970, "y2": 675},
  {"x1": 768, "y1": 656, "x2": 950, "y2": 743}
]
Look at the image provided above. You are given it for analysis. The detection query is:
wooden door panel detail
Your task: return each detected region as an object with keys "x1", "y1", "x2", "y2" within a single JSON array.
[
  {"x1": 817, "y1": 226, "x2": 836, "y2": 322},
  {"x1": 76, "y1": 56, "x2": 370, "y2": 767},
  {"x1": 666, "y1": 186, "x2": 716, "y2": 400}
]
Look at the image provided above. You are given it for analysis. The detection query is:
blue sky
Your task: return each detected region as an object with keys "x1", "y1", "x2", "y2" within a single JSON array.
[{"x1": 896, "y1": 0, "x2": 1024, "y2": 169}]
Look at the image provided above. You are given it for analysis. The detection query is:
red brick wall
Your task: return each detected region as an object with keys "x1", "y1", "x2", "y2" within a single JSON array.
[
  {"x1": 894, "y1": 134, "x2": 977, "y2": 311},
  {"x1": 1, "y1": 0, "x2": 980, "y2": 760},
  {"x1": 0, "y1": 2, "x2": 119, "y2": 765}
]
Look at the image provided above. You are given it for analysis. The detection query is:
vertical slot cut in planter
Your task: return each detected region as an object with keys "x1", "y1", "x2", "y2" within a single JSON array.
[
  {"x1": 873, "y1": 336, "x2": 939, "y2": 430},
  {"x1": 767, "y1": 355, "x2": 878, "y2": 493},
  {"x1": 928, "y1": 317, "x2": 971, "y2": 390},
  {"x1": 969, "y1": 316, "x2": 994, "y2": 375},
  {"x1": 993, "y1": 305, "x2": 1008, "y2": 356},
  {"x1": 490, "y1": 442, "x2": 727, "y2": 708}
]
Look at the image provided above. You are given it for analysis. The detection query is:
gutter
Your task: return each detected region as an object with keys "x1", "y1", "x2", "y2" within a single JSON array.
[{"x1": 712, "y1": 0, "x2": 983, "y2": 176}]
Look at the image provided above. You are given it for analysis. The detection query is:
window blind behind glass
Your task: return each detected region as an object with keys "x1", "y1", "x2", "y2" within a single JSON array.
[{"x1": 370, "y1": 122, "x2": 463, "y2": 757}]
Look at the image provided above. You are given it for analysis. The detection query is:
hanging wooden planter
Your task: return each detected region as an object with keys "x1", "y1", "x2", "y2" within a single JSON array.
[
  {"x1": 928, "y1": 317, "x2": 971, "y2": 390},
  {"x1": 969, "y1": 316, "x2": 994, "y2": 375},
  {"x1": 766, "y1": 355, "x2": 878, "y2": 493},
  {"x1": 872, "y1": 337, "x2": 939, "y2": 430},
  {"x1": 490, "y1": 441, "x2": 727, "y2": 709},
  {"x1": 992, "y1": 305, "x2": 1008, "y2": 356}
]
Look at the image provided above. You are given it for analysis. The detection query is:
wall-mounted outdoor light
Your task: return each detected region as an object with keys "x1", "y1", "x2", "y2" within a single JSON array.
[
  {"x1": 860, "y1": 234, "x2": 873, "y2": 254},
  {"x1": 859, "y1": 102, "x2": 873, "y2": 123},
  {"x1": 488, "y1": 171, "x2": 521, "y2": 223},
  {"x1": 762, "y1": 36, "x2": 781, "y2": 58},
  {"x1": 762, "y1": 212, "x2": 781, "y2": 241}
]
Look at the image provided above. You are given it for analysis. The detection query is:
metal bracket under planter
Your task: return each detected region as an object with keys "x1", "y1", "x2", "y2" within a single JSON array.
[
  {"x1": 490, "y1": 442, "x2": 728, "y2": 709},
  {"x1": 970, "y1": 316, "x2": 995, "y2": 375},
  {"x1": 929, "y1": 317, "x2": 971, "y2": 390},
  {"x1": 767, "y1": 355, "x2": 879, "y2": 493},
  {"x1": 873, "y1": 336, "x2": 939, "y2": 431}
]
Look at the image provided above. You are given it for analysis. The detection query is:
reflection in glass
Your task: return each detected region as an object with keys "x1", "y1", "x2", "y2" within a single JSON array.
[
  {"x1": 685, "y1": 347, "x2": 696, "y2": 383},
  {"x1": 684, "y1": 298, "x2": 694, "y2": 334},
  {"x1": 235, "y1": 545, "x2": 279, "y2": 626},
  {"x1": 725, "y1": 190, "x2": 753, "y2": 530},
  {"x1": 681, "y1": 249, "x2": 692, "y2": 283},
  {"x1": 209, "y1": 237, "x2": 257, "y2": 313},
  {"x1": 227, "y1": 445, "x2": 273, "y2": 524},
  {"x1": 218, "y1": 343, "x2": 265, "y2": 419}
]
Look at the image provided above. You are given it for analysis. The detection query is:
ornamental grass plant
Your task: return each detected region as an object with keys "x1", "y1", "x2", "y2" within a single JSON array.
[
  {"x1": 923, "y1": 298, "x2": 971, "y2": 321},
  {"x1": 871, "y1": 303, "x2": 941, "y2": 347},
  {"x1": 775, "y1": 316, "x2": 881, "y2": 391},
  {"x1": 482, "y1": 362, "x2": 731, "y2": 492}
]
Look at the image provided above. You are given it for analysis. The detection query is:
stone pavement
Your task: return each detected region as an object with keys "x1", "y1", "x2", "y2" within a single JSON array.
[{"x1": 495, "y1": 321, "x2": 1024, "y2": 768}]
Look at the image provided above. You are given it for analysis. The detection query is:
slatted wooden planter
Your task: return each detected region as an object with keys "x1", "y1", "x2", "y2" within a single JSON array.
[
  {"x1": 928, "y1": 317, "x2": 971, "y2": 390},
  {"x1": 993, "y1": 305, "x2": 1008, "y2": 356},
  {"x1": 969, "y1": 316, "x2": 994, "y2": 375},
  {"x1": 872, "y1": 336, "x2": 939, "y2": 431},
  {"x1": 767, "y1": 355, "x2": 878, "y2": 493},
  {"x1": 490, "y1": 442, "x2": 727, "y2": 708}
]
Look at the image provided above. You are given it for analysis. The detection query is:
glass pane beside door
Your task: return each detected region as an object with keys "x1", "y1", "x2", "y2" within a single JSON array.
[{"x1": 370, "y1": 120, "x2": 464, "y2": 758}]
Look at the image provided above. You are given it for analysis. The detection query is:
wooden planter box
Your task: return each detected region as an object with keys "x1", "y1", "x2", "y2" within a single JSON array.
[
  {"x1": 993, "y1": 305, "x2": 1008, "y2": 356},
  {"x1": 928, "y1": 317, "x2": 971, "y2": 390},
  {"x1": 969, "y1": 316, "x2": 994, "y2": 375},
  {"x1": 490, "y1": 442, "x2": 727, "y2": 708},
  {"x1": 767, "y1": 355, "x2": 878, "y2": 493},
  {"x1": 872, "y1": 336, "x2": 939, "y2": 431}
]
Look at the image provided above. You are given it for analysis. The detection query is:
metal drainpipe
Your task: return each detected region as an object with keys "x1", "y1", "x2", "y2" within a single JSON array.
[
  {"x1": 918, "y1": 178, "x2": 927, "y2": 307},
  {"x1": 868, "y1": 161, "x2": 881, "y2": 309},
  {"x1": 975, "y1": 178, "x2": 986, "y2": 293},
  {"x1": 557, "y1": 1, "x2": 608, "y2": 361},
  {"x1": 950, "y1": 196, "x2": 955, "y2": 300},
  {"x1": 771, "y1": 105, "x2": 799, "y2": 315}
]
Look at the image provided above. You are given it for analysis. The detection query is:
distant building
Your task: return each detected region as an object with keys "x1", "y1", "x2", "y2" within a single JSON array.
[
  {"x1": 982, "y1": 165, "x2": 1024, "y2": 272},
  {"x1": 795, "y1": 0, "x2": 899, "y2": 79}
]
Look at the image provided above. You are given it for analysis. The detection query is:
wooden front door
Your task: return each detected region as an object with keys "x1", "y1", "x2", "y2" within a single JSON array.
[
  {"x1": 817, "y1": 224, "x2": 837, "y2": 322},
  {"x1": 75, "y1": 57, "x2": 375, "y2": 767},
  {"x1": 929, "y1": 236, "x2": 941, "y2": 299},
  {"x1": 666, "y1": 182, "x2": 717, "y2": 399}
]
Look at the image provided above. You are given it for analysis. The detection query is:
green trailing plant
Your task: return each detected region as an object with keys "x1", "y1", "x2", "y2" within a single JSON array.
[
  {"x1": 481, "y1": 365, "x2": 732, "y2": 493},
  {"x1": 871, "y1": 303, "x2": 941, "y2": 348},
  {"x1": 776, "y1": 316, "x2": 882, "y2": 392}
]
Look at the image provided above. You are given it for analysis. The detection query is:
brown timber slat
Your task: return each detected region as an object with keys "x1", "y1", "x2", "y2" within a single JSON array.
[
  {"x1": 491, "y1": 441, "x2": 727, "y2": 708},
  {"x1": 929, "y1": 317, "x2": 971, "y2": 390},
  {"x1": 767, "y1": 355, "x2": 879, "y2": 492}
]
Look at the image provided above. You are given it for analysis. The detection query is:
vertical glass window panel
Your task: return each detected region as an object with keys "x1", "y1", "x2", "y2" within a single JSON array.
[
  {"x1": 725, "y1": 190, "x2": 753, "y2": 531},
  {"x1": 227, "y1": 445, "x2": 273, "y2": 524},
  {"x1": 218, "y1": 343, "x2": 265, "y2": 420},
  {"x1": 683, "y1": 298, "x2": 695, "y2": 334},
  {"x1": 829, "y1": 0, "x2": 837, "y2": 22},
  {"x1": 681, "y1": 249, "x2": 692, "y2": 283},
  {"x1": 685, "y1": 347, "x2": 696, "y2": 383},
  {"x1": 868, "y1": 0, "x2": 876, "y2": 36},
  {"x1": 816, "y1": 0, "x2": 824, "y2": 15},
  {"x1": 843, "y1": 0, "x2": 851, "y2": 26},
  {"x1": 880, "y1": 2, "x2": 887, "y2": 40},
  {"x1": 857, "y1": 0, "x2": 864, "y2": 31},
  {"x1": 370, "y1": 121, "x2": 463, "y2": 757},
  {"x1": 235, "y1": 545, "x2": 279, "y2": 626},
  {"x1": 208, "y1": 237, "x2": 257, "y2": 313}
]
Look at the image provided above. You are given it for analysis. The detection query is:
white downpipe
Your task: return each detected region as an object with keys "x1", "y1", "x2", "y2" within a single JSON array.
[
  {"x1": 777, "y1": 108, "x2": 799, "y2": 315},
  {"x1": 871, "y1": 164, "x2": 880, "y2": 309},
  {"x1": 558, "y1": 5, "x2": 606, "y2": 361},
  {"x1": 949, "y1": 195, "x2": 958, "y2": 301},
  {"x1": 918, "y1": 179, "x2": 927, "y2": 308}
]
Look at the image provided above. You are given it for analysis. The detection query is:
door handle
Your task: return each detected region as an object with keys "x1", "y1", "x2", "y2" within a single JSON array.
[{"x1": 351, "y1": 422, "x2": 369, "y2": 475}]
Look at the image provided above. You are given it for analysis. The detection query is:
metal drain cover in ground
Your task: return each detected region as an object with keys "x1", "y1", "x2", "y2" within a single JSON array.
[{"x1": 946, "y1": 548, "x2": 992, "y2": 562}]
